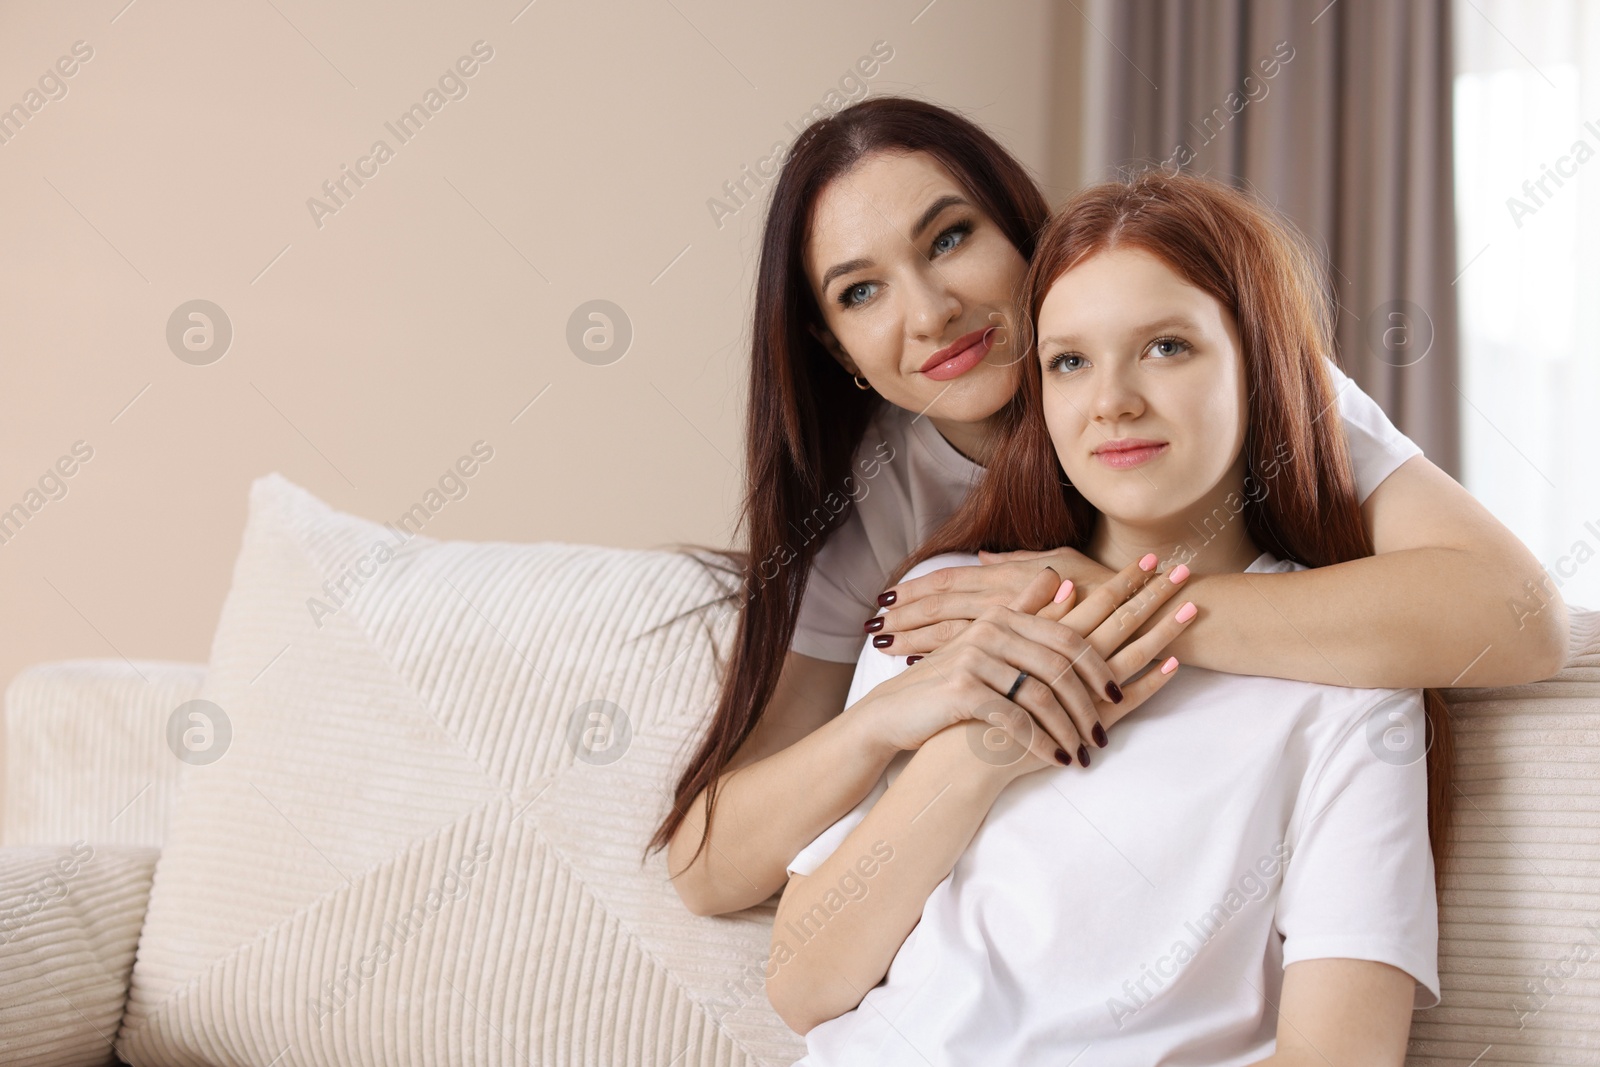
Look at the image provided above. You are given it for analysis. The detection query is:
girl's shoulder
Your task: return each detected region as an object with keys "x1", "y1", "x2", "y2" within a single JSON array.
[{"x1": 900, "y1": 551, "x2": 983, "y2": 582}]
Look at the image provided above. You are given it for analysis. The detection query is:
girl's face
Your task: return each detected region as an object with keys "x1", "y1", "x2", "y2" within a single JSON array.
[
  {"x1": 1035, "y1": 246, "x2": 1250, "y2": 541},
  {"x1": 803, "y1": 149, "x2": 1029, "y2": 448}
]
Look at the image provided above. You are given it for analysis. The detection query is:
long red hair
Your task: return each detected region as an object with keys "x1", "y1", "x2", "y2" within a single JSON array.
[{"x1": 899, "y1": 172, "x2": 1454, "y2": 879}]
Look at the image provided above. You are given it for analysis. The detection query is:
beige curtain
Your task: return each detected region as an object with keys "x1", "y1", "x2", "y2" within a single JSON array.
[{"x1": 1070, "y1": 0, "x2": 1461, "y2": 476}]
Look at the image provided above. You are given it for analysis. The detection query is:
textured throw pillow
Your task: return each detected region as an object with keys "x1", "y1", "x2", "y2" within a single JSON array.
[
  {"x1": 0, "y1": 844, "x2": 159, "y2": 1067},
  {"x1": 115, "y1": 473, "x2": 804, "y2": 1066}
]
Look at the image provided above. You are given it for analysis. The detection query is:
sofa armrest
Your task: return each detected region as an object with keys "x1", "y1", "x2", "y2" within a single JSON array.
[
  {"x1": 3, "y1": 660, "x2": 206, "y2": 848},
  {"x1": 0, "y1": 844, "x2": 158, "y2": 1067}
]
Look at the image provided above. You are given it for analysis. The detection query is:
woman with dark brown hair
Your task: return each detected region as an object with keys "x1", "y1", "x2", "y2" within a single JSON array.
[
  {"x1": 769, "y1": 171, "x2": 1448, "y2": 1065},
  {"x1": 650, "y1": 96, "x2": 1563, "y2": 920}
]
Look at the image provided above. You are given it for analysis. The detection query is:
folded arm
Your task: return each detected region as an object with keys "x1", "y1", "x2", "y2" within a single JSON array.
[{"x1": 766, "y1": 722, "x2": 1017, "y2": 1035}]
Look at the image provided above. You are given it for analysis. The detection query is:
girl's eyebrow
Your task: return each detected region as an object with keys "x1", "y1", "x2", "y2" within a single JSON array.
[{"x1": 1039, "y1": 315, "x2": 1206, "y2": 349}]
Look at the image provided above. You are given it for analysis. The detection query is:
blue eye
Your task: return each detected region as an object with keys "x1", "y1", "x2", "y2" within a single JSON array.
[
  {"x1": 1046, "y1": 352, "x2": 1085, "y2": 373},
  {"x1": 931, "y1": 220, "x2": 972, "y2": 256},
  {"x1": 1149, "y1": 337, "x2": 1191, "y2": 358},
  {"x1": 838, "y1": 282, "x2": 877, "y2": 309}
]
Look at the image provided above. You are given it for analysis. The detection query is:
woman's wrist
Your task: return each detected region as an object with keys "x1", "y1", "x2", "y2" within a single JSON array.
[
  {"x1": 842, "y1": 699, "x2": 1025, "y2": 788},
  {"x1": 837, "y1": 690, "x2": 912, "y2": 769}
]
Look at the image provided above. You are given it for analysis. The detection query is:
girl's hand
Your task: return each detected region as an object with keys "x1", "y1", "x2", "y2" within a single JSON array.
[
  {"x1": 853, "y1": 556, "x2": 1193, "y2": 769},
  {"x1": 865, "y1": 546, "x2": 1116, "y2": 656}
]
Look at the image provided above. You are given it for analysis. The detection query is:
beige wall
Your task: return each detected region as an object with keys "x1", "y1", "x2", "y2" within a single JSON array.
[{"x1": 0, "y1": 1, "x2": 1069, "y2": 823}]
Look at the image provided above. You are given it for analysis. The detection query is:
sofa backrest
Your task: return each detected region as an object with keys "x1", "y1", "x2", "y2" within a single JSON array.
[{"x1": 3, "y1": 658, "x2": 205, "y2": 849}]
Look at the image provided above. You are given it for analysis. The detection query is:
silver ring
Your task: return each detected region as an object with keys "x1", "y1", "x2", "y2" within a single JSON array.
[{"x1": 1005, "y1": 669, "x2": 1028, "y2": 701}]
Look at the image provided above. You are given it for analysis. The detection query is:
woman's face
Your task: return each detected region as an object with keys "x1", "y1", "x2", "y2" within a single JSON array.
[
  {"x1": 803, "y1": 149, "x2": 1029, "y2": 438},
  {"x1": 1035, "y1": 246, "x2": 1250, "y2": 538}
]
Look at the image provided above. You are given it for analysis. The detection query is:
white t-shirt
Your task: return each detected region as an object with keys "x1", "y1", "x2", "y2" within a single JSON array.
[
  {"x1": 785, "y1": 550, "x2": 1440, "y2": 1067},
  {"x1": 791, "y1": 358, "x2": 1424, "y2": 663}
]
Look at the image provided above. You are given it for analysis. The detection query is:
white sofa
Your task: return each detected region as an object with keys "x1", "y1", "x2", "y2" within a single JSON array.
[{"x1": 2, "y1": 473, "x2": 1598, "y2": 1067}]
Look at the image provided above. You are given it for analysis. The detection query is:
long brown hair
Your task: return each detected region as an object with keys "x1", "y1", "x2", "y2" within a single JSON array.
[
  {"x1": 897, "y1": 171, "x2": 1455, "y2": 880},
  {"x1": 647, "y1": 97, "x2": 1052, "y2": 868}
]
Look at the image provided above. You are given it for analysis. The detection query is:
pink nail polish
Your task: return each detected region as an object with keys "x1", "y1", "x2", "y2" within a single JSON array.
[
  {"x1": 1169, "y1": 564, "x2": 1190, "y2": 583},
  {"x1": 1175, "y1": 601, "x2": 1196, "y2": 623},
  {"x1": 1053, "y1": 579, "x2": 1074, "y2": 603},
  {"x1": 1160, "y1": 656, "x2": 1179, "y2": 674},
  {"x1": 1139, "y1": 553, "x2": 1158, "y2": 571}
]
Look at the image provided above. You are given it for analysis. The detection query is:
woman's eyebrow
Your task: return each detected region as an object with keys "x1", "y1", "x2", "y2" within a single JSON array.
[
  {"x1": 909, "y1": 194, "x2": 968, "y2": 239},
  {"x1": 819, "y1": 195, "x2": 972, "y2": 292},
  {"x1": 821, "y1": 257, "x2": 871, "y2": 292}
]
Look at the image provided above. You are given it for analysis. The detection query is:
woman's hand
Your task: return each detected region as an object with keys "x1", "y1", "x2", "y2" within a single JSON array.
[
  {"x1": 851, "y1": 555, "x2": 1194, "y2": 768},
  {"x1": 865, "y1": 546, "x2": 1116, "y2": 656}
]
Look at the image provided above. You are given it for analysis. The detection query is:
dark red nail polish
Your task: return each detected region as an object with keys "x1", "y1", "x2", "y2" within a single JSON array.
[
  {"x1": 1105, "y1": 681, "x2": 1123, "y2": 704},
  {"x1": 1054, "y1": 747, "x2": 1071, "y2": 766},
  {"x1": 1092, "y1": 723, "x2": 1107, "y2": 748},
  {"x1": 873, "y1": 634, "x2": 893, "y2": 648},
  {"x1": 877, "y1": 590, "x2": 897, "y2": 607},
  {"x1": 864, "y1": 617, "x2": 885, "y2": 633},
  {"x1": 906, "y1": 655, "x2": 924, "y2": 665},
  {"x1": 1078, "y1": 744, "x2": 1090, "y2": 767}
]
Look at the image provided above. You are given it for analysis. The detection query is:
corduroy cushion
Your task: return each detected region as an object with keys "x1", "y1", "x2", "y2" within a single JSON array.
[
  {"x1": 114, "y1": 473, "x2": 803, "y2": 1066},
  {"x1": 0, "y1": 845, "x2": 159, "y2": 1067}
]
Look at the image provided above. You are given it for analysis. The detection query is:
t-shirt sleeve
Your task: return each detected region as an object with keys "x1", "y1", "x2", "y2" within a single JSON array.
[
  {"x1": 1326, "y1": 357, "x2": 1424, "y2": 503},
  {"x1": 791, "y1": 508, "x2": 885, "y2": 664},
  {"x1": 1275, "y1": 688, "x2": 1440, "y2": 1009}
]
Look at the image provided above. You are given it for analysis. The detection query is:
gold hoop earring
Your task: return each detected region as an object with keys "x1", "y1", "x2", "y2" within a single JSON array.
[{"x1": 852, "y1": 374, "x2": 872, "y2": 391}]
